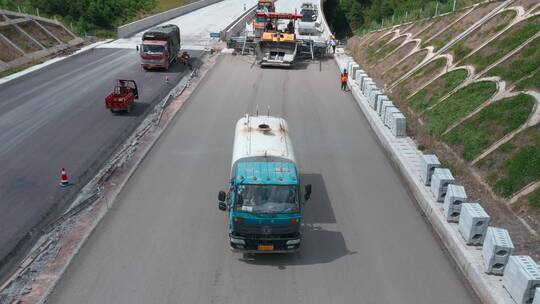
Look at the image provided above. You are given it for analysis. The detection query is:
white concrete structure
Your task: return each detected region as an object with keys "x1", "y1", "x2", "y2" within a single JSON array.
[
  {"x1": 364, "y1": 81, "x2": 376, "y2": 97},
  {"x1": 420, "y1": 154, "x2": 441, "y2": 186},
  {"x1": 361, "y1": 77, "x2": 374, "y2": 94},
  {"x1": 430, "y1": 168, "x2": 455, "y2": 202},
  {"x1": 459, "y1": 203, "x2": 490, "y2": 245},
  {"x1": 355, "y1": 71, "x2": 367, "y2": 87},
  {"x1": 368, "y1": 89, "x2": 382, "y2": 109},
  {"x1": 384, "y1": 107, "x2": 400, "y2": 129},
  {"x1": 482, "y1": 227, "x2": 514, "y2": 275},
  {"x1": 533, "y1": 288, "x2": 540, "y2": 304},
  {"x1": 377, "y1": 99, "x2": 392, "y2": 117},
  {"x1": 443, "y1": 184, "x2": 466, "y2": 222},
  {"x1": 390, "y1": 112, "x2": 406, "y2": 137},
  {"x1": 376, "y1": 94, "x2": 389, "y2": 111},
  {"x1": 348, "y1": 62, "x2": 360, "y2": 79},
  {"x1": 503, "y1": 256, "x2": 540, "y2": 304}
]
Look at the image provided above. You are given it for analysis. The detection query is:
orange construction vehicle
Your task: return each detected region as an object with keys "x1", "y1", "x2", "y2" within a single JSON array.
[{"x1": 257, "y1": 12, "x2": 302, "y2": 67}]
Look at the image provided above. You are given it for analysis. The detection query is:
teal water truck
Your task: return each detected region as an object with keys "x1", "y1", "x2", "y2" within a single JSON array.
[{"x1": 218, "y1": 114, "x2": 312, "y2": 253}]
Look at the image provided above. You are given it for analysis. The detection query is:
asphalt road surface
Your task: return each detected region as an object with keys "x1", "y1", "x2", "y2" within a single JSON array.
[
  {"x1": 0, "y1": 48, "x2": 199, "y2": 269},
  {"x1": 48, "y1": 56, "x2": 476, "y2": 304}
]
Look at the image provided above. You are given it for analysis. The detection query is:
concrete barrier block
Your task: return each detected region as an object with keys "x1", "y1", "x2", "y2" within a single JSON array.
[
  {"x1": 390, "y1": 112, "x2": 406, "y2": 137},
  {"x1": 379, "y1": 101, "x2": 394, "y2": 120},
  {"x1": 459, "y1": 203, "x2": 490, "y2": 245},
  {"x1": 347, "y1": 62, "x2": 355, "y2": 75},
  {"x1": 533, "y1": 288, "x2": 540, "y2": 304},
  {"x1": 365, "y1": 82, "x2": 378, "y2": 98},
  {"x1": 443, "y1": 184, "x2": 467, "y2": 222},
  {"x1": 482, "y1": 227, "x2": 514, "y2": 275},
  {"x1": 376, "y1": 94, "x2": 389, "y2": 108},
  {"x1": 377, "y1": 99, "x2": 392, "y2": 117},
  {"x1": 420, "y1": 154, "x2": 441, "y2": 186},
  {"x1": 355, "y1": 71, "x2": 367, "y2": 87},
  {"x1": 503, "y1": 256, "x2": 540, "y2": 304},
  {"x1": 369, "y1": 89, "x2": 382, "y2": 109},
  {"x1": 383, "y1": 107, "x2": 400, "y2": 128},
  {"x1": 363, "y1": 82, "x2": 374, "y2": 96},
  {"x1": 430, "y1": 168, "x2": 454, "y2": 202},
  {"x1": 350, "y1": 64, "x2": 360, "y2": 79},
  {"x1": 361, "y1": 78, "x2": 374, "y2": 95}
]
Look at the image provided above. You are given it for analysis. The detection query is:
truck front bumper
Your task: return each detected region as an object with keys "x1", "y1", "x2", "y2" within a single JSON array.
[{"x1": 229, "y1": 235, "x2": 300, "y2": 253}]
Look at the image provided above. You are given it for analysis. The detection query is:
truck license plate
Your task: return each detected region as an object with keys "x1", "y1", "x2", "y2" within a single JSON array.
[{"x1": 257, "y1": 245, "x2": 274, "y2": 251}]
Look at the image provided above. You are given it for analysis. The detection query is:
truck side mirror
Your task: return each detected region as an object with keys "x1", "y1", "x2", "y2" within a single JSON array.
[
  {"x1": 218, "y1": 191, "x2": 226, "y2": 202},
  {"x1": 218, "y1": 201, "x2": 227, "y2": 211},
  {"x1": 136, "y1": 45, "x2": 139, "y2": 52},
  {"x1": 304, "y1": 184, "x2": 312, "y2": 201}
]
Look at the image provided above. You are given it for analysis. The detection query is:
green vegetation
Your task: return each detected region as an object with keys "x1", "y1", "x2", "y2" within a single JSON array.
[
  {"x1": 515, "y1": 69, "x2": 540, "y2": 91},
  {"x1": 494, "y1": 146, "x2": 540, "y2": 197},
  {"x1": 149, "y1": 0, "x2": 192, "y2": 14},
  {"x1": 464, "y1": 16, "x2": 540, "y2": 73},
  {"x1": 443, "y1": 94, "x2": 534, "y2": 161},
  {"x1": 424, "y1": 81, "x2": 496, "y2": 135},
  {"x1": 487, "y1": 38, "x2": 540, "y2": 85},
  {"x1": 450, "y1": 41, "x2": 473, "y2": 62},
  {"x1": 0, "y1": 0, "x2": 192, "y2": 37},
  {"x1": 529, "y1": 188, "x2": 540, "y2": 208},
  {"x1": 409, "y1": 69, "x2": 467, "y2": 111},
  {"x1": 341, "y1": 0, "x2": 483, "y2": 36},
  {"x1": 477, "y1": 125, "x2": 540, "y2": 198}
]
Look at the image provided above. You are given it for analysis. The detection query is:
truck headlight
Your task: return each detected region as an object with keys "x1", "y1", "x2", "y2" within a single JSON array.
[
  {"x1": 231, "y1": 238, "x2": 245, "y2": 245},
  {"x1": 286, "y1": 239, "x2": 300, "y2": 245}
]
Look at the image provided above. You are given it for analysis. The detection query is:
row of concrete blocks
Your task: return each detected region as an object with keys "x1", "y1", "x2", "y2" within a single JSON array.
[
  {"x1": 346, "y1": 63, "x2": 406, "y2": 137},
  {"x1": 344, "y1": 58, "x2": 539, "y2": 304},
  {"x1": 421, "y1": 154, "x2": 540, "y2": 303}
]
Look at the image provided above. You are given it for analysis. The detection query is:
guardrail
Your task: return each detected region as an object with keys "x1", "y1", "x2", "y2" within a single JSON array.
[
  {"x1": 219, "y1": 5, "x2": 256, "y2": 41},
  {"x1": 117, "y1": 0, "x2": 223, "y2": 38}
]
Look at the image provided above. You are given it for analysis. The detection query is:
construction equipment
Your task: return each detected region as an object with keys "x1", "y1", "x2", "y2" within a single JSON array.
[
  {"x1": 298, "y1": 2, "x2": 322, "y2": 35},
  {"x1": 256, "y1": 12, "x2": 302, "y2": 67},
  {"x1": 227, "y1": 8, "x2": 328, "y2": 64},
  {"x1": 105, "y1": 80, "x2": 138, "y2": 114},
  {"x1": 139, "y1": 24, "x2": 181, "y2": 70}
]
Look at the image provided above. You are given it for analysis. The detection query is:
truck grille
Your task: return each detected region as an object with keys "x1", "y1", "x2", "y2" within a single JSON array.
[{"x1": 234, "y1": 222, "x2": 299, "y2": 239}]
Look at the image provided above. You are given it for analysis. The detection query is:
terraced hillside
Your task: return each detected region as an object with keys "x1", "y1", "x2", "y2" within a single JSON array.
[
  {"x1": 348, "y1": 0, "x2": 540, "y2": 256},
  {"x1": 0, "y1": 9, "x2": 83, "y2": 75}
]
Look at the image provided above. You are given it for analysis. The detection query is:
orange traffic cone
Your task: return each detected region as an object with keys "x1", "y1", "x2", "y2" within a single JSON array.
[{"x1": 60, "y1": 168, "x2": 69, "y2": 187}]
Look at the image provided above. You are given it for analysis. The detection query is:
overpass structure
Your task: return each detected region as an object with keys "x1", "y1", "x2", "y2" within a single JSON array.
[{"x1": 0, "y1": 0, "x2": 482, "y2": 303}]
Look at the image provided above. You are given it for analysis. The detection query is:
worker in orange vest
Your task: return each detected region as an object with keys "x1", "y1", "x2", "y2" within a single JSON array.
[{"x1": 341, "y1": 69, "x2": 348, "y2": 91}]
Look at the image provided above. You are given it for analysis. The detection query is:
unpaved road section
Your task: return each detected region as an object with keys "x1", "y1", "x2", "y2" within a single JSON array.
[{"x1": 48, "y1": 56, "x2": 476, "y2": 304}]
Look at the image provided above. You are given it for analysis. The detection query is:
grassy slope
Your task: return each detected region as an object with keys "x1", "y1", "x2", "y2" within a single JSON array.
[
  {"x1": 423, "y1": 81, "x2": 497, "y2": 135},
  {"x1": 442, "y1": 93, "x2": 535, "y2": 161},
  {"x1": 464, "y1": 15, "x2": 540, "y2": 73},
  {"x1": 476, "y1": 124, "x2": 540, "y2": 198},
  {"x1": 487, "y1": 38, "x2": 540, "y2": 85}
]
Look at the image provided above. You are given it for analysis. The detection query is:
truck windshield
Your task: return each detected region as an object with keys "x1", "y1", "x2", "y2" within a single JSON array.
[
  {"x1": 142, "y1": 44, "x2": 164, "y2": 54},
  {"x1": 236, "y1": 184, "x2": 299, "y2": 213},
  {"x1": 301, "y1": 10, "x2": 317, "y2": 22}
]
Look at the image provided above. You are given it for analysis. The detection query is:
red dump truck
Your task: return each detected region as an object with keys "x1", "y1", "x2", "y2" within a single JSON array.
[{"x1": 139, "y1": 24, "x2": 181, "y2": 70}]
